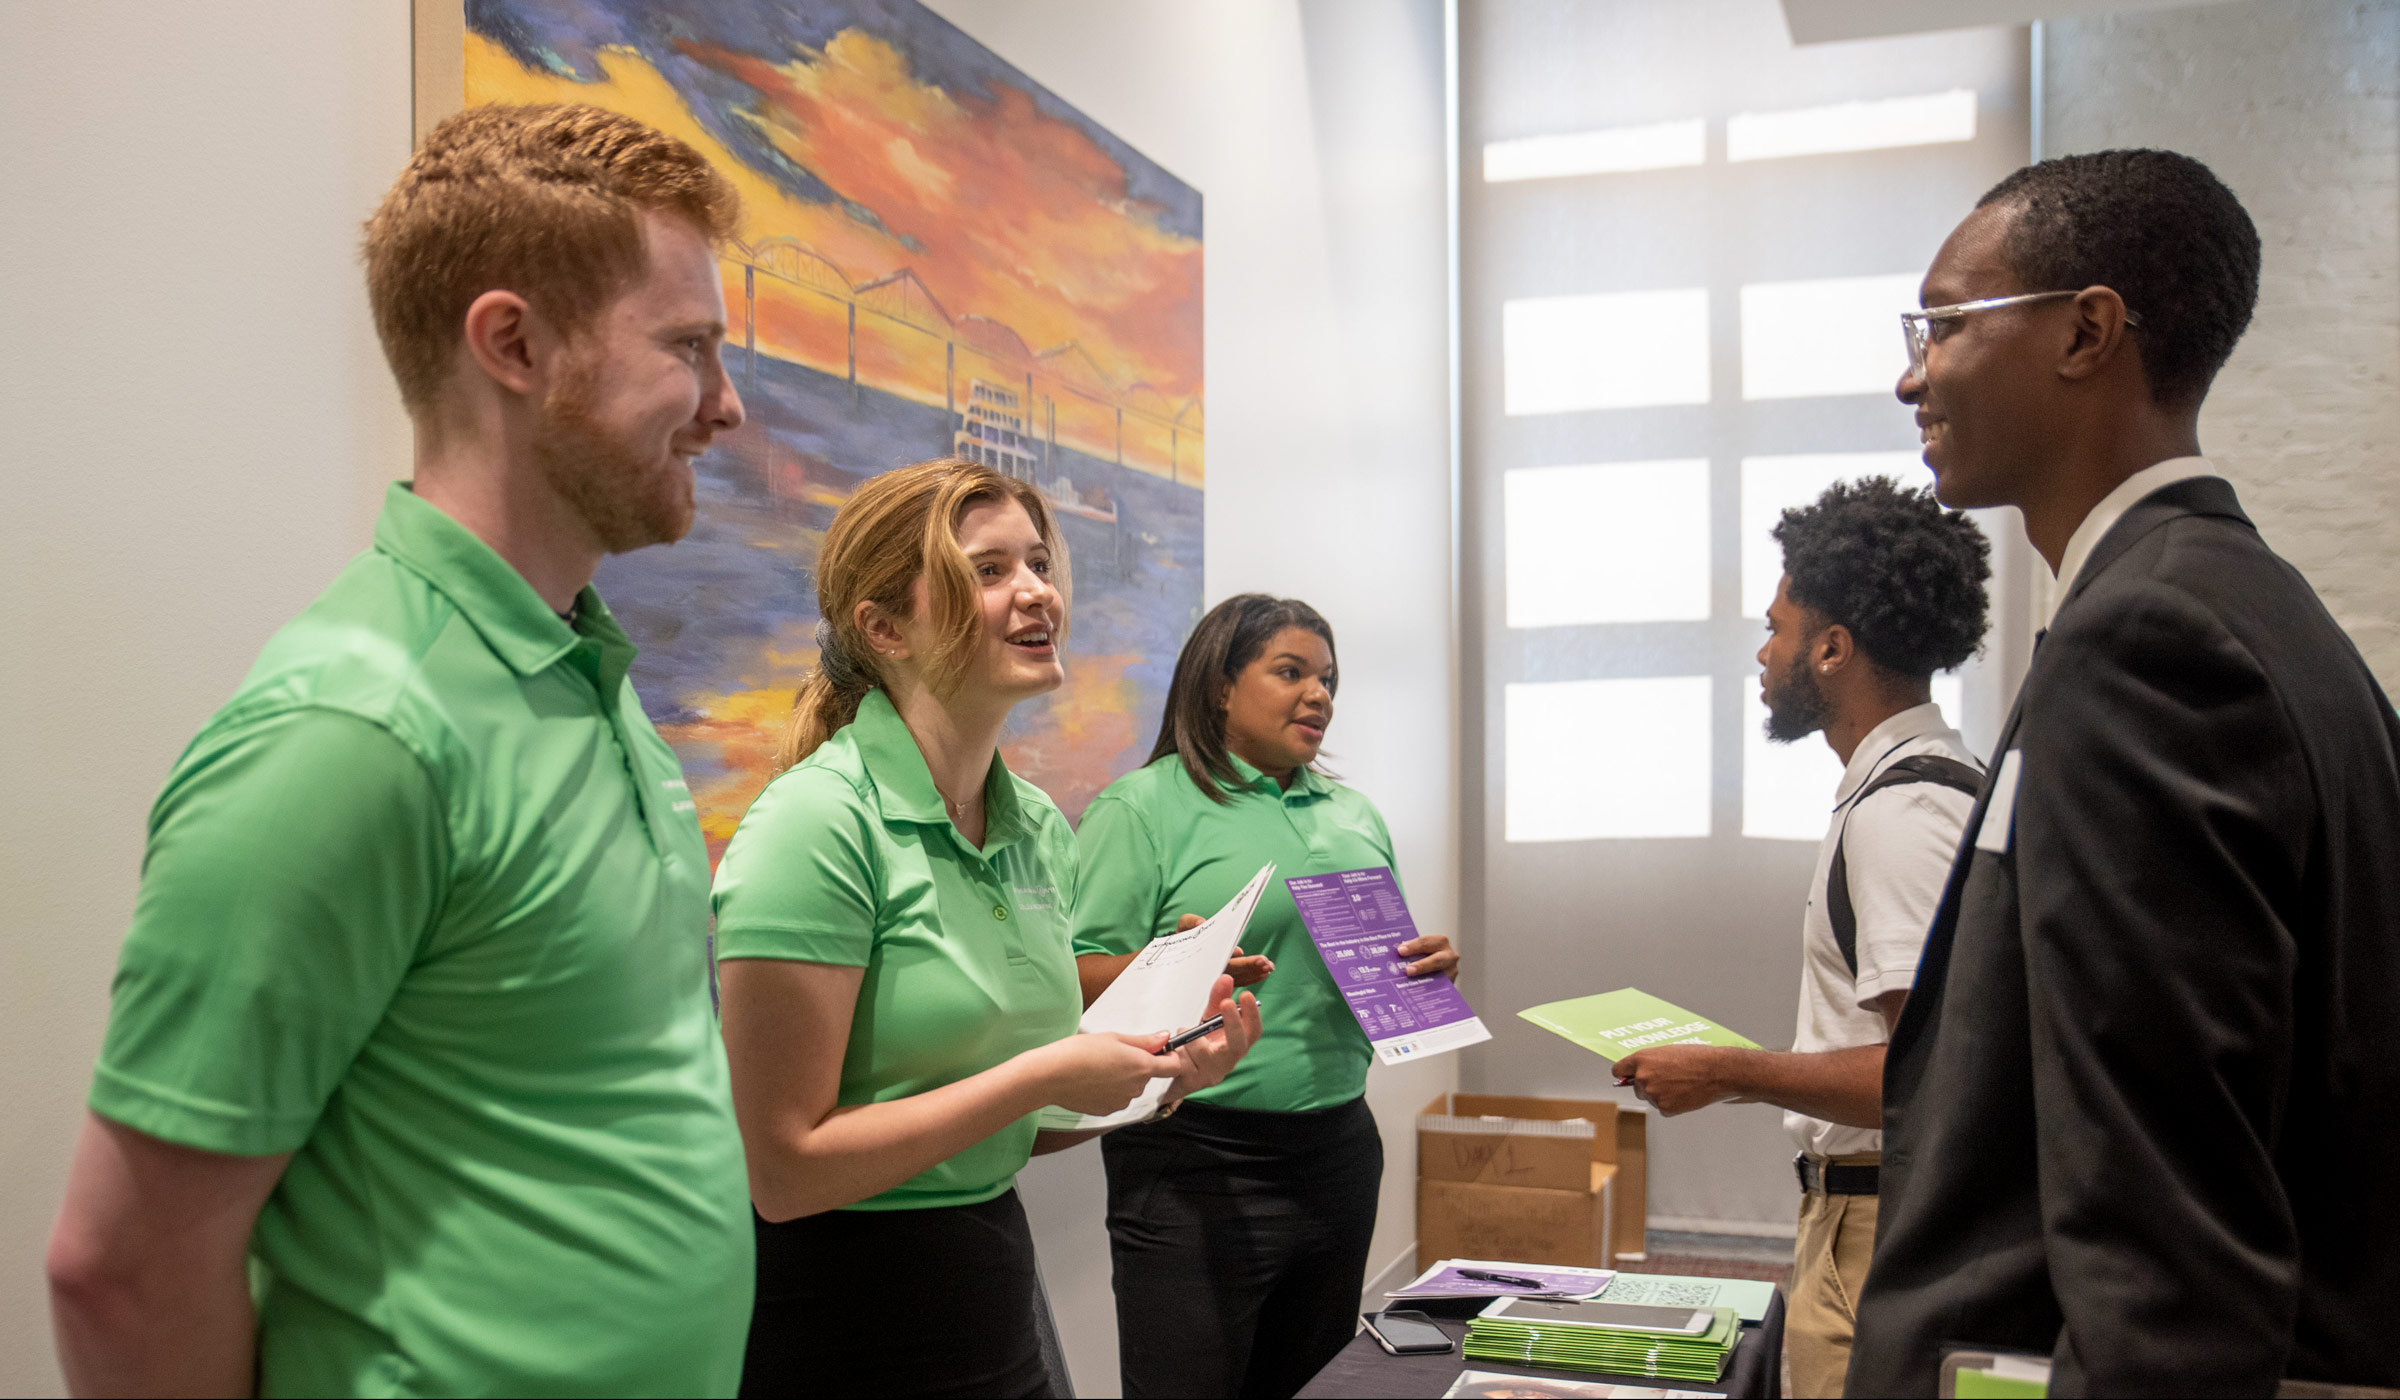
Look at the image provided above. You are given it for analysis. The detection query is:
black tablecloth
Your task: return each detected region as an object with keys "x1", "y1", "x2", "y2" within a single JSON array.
[{"x1": 1295, "y1": 1291, "x2": 1785, "y2": 1399}]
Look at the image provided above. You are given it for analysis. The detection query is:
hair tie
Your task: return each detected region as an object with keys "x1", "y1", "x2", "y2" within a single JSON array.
[{"x1": 814, "y1": 619, "x2": 874, "y2": 692}]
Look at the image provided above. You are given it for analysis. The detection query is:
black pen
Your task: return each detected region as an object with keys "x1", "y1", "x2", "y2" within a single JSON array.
[
  {"x1": 1156, "y1": 1014, "x2": 1226, "y2": 1054},
  {"x1": 1457, "y1": 1268, "x2": 1547, "y2": 1290}
]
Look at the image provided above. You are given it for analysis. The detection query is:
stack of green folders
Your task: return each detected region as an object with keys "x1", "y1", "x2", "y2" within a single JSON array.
[{"x1": 1462, "y1": 1300, "x2": 1740, "y2": 1383}]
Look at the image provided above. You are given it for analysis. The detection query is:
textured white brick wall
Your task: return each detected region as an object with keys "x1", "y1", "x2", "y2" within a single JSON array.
[{"x1": 2044, "y1": 0, "x2": 2400, "y2": 693}]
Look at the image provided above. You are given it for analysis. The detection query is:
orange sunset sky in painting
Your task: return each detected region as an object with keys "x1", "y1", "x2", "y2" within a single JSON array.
[{"x1": 466, "y1": 27, "x2": 1200, "y2": 402}]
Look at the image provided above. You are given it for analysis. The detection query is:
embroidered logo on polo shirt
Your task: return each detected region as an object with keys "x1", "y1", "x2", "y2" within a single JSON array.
[{"x1": 1012, "y1": 884, "x2": 1056, "y2": 911}]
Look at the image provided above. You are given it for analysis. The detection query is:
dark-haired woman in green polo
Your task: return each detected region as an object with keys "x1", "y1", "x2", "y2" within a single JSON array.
[{"x1": 1073, "y1": 594, "x2": 1462, "y2": 1400}]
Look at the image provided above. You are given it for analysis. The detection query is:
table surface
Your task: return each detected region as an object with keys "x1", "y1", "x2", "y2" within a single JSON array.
[{"x1": 1295, "y1": 1292, "x2": 1785, "y2": 1400}]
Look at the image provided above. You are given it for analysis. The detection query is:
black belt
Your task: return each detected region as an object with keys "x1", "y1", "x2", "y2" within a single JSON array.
[{"x1": 1795, "y1": 1154, "x2": 1879, "y2": 1196}]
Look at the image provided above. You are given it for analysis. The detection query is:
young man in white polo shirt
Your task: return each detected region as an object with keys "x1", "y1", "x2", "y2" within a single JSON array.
[{"x1": 1613, "y1": 477, "x2": 1991, "y2": 1397}]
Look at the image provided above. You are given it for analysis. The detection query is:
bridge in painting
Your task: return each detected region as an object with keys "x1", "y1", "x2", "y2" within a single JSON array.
[{"x1": 727, "y1": 236, "x2": 1204, "y2": 488}]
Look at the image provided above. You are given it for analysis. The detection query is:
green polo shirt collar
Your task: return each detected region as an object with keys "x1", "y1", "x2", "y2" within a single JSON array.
[
  {"x1": 849, "y1": 688, "x2": 1036, "y2": 853},
  {"x1": 1070, "y1": 753, "x2": 1398, "y2": 1113},
  {"x1": 373, "y1": 482, "x2": 620, "y2": 682},
  {"x1": 1223, "y1": 751, "x2": 1333, "y2": 804}
]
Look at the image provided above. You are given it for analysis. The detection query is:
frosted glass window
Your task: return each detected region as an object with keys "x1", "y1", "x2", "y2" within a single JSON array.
[
  {"x1": 1740, "y1": 273, "x2": 1921, "y2": 401},
  {"x1": 1484, "y1": 119, "x2": 1707, "y2": 182},
  {"x1": 1742, "y1": 671, "x2": 1972, "y2": 842},
  {"x1": 1504, "y1": 288, "x2": 1711, "y2": 416},
  {"x1": 1739, "y1": 452, "x2": 1932, "y2": 620},
  {"x1": 1506, "y1": 459, "x2": 1711, "y2": 627},
  {"x1": 1741, "y1": 676, "x2": 1845, "y2": 842},
  {"x1": 1726, "y1": 89, "x2": 1976, "y2": 162},
  {"x1": 1506, "y1": 676, "x2": 1713, "y2": 842}
]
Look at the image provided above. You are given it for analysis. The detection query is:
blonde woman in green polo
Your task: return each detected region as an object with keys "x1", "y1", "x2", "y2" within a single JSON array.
[
  {"x1": 711, "y1": 460, "x2": 1260, "y2": 1399},
  {"x1": 1072, "y1": 595, "x2": 1463, "y2": 1399}
]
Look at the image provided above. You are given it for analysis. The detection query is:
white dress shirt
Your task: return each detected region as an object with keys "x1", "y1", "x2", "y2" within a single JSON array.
[{"x1": 2050, "y1": 455, "x2": 2221, "y2": 607}]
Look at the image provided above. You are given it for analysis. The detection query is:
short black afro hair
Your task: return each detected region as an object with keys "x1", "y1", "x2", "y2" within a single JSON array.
[
  {"x1": 1775, "y1": 477, "x2": 1990, "y2": 679},
  {"x1": 1977, "y1": 148, "x2": 2260, "y2": 405}
]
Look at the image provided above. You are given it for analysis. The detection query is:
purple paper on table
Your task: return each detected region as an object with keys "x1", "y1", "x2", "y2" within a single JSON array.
[
  {"x1": 1285, "y1": 867, "x2": 1493, "y2": 1065},
  {"x1": 1391, "y1": 1259, "x2": 1618, "y2": 1299}
]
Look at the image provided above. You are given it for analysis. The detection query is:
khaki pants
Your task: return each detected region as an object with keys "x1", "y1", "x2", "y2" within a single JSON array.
[{"x1": 1787, "y1": 1157, "x2": 1880, "y2": 1399}]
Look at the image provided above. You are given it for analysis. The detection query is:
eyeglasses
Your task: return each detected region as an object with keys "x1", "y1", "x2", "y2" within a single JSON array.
[{"x1": 1900, "y1": 291, "x2": 2142, "y2": 378}]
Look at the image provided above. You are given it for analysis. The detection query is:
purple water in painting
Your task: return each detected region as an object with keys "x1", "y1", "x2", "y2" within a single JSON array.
[{"x1": 1286, "y1": 868, "x2": 1491, "y2": 1064}]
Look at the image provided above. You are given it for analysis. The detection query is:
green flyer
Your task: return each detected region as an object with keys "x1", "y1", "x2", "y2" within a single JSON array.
[{"x1": 1518, "y1": 988, "x2": 1761, "y2": 1061}]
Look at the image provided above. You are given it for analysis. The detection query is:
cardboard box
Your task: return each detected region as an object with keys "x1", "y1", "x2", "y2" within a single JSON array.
[{"x1": 1416, "y1": 1093, "x2": 1649, "y2": 1270}]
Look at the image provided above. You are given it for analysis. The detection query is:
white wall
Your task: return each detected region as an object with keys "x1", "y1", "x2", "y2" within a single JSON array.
[
  {"x1": 2041, "y1": 0, "x2": 2400, "y2": 695},
  {"x1": 0, "y1": 3, "x2": 1455, "y2": 1396},
  {"x1": 925, "y1": 3, "x2": 1459, "y2": 1392},
  {"x1": 0, "y1": 5, "x2": 415, "y2": 1394}
]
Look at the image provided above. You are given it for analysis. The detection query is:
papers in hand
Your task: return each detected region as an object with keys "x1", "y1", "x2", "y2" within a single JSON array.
[
  {"x1": 1391, "y1": 1258, "x2": 1616, "y2": 1301},
  {"x1": 1285, "y1": 867, "x2": 1491, "y2": 1065},
  {"x1": 1037, "y1": 863, "x2": 1275, "y2": 1131},
  {"x1": 1517, "y1": 988, "x2": 1761, "y2": 1063}
]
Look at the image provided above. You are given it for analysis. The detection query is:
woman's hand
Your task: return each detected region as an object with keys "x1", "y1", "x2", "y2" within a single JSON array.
[
  {"x1": 1399, "y1": 932, "x2": 1460, "y2": 981},
  {"x1": 1079, "y1": 916, "x2": 1275, "y2": 1008},
  {"x1": 1036, "y1": 1031, "x2": 1175, "y2": 1115},
  {"x1": 1158, "y1": 973, "x2": 1263, "y2": 1106},
  {"x1": 1156, "y1": 912, "x2": 1277, "y2": 988}
]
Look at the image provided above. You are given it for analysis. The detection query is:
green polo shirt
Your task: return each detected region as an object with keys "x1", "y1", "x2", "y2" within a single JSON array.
[
  {"x1": 711, "y1": 688, "x2": 1083, "y2": 1211},
  {"x1": 1072, "y1": 753, "x2": 1402, "y2": 1113},
  {"x1": 90, "y1": 483, "x2": 753, "y2": 1398}
]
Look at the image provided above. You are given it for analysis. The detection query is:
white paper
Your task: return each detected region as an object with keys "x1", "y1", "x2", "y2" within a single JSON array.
[
  {"x1": 1038, "y1": 862, "x2": 1275, "y2": 1131},
  {"x1": 1975, "y1": 749, "x2": 2022, "y2": 854}
]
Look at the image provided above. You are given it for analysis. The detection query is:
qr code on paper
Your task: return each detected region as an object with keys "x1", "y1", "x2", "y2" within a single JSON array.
[{"x1": 1602, "y1": 1278, "x2": 1718, "y2": 1308}]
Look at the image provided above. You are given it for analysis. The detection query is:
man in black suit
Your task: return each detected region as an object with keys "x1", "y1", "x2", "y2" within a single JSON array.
[{"x1": 1848, "y1": 149, "x2": 2400, "y2": 1397}]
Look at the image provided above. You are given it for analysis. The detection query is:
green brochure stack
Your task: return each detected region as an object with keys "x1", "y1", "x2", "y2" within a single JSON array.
[{"x1": 1463, "y1": 1300, "x2": 1740, "y2": 1383}]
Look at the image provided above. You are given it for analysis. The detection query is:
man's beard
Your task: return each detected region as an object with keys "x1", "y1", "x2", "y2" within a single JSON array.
[
  {"x1": 532, "y1": 357, "x2": 696, "y2": 553},
  {"x1": 1762, "y1": 651, "x2": 1830, "y2": 744}
]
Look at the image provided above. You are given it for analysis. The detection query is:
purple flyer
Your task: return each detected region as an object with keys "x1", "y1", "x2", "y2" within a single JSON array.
[{"x1": 1286, "y1": 867, "x2": 1492, "y2": 1065}]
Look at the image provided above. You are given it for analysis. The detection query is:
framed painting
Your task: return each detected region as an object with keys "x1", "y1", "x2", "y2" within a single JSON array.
[{"x1": 413, "y1": 0, "x2": 1204, "y2": 856}]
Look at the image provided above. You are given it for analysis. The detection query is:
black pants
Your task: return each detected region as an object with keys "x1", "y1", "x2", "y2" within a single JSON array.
[
  {"x1": 741, "y1": 1189, "x2": 1050, "y2": 1399},
  {"x1": 1102, "y1": 1095, "x2": 1383, "y2": 1400}
]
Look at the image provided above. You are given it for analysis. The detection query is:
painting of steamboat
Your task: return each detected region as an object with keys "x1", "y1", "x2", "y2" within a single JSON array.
[{"x1": 956, "y1": 377, "x2": 1122, "y2": 530}]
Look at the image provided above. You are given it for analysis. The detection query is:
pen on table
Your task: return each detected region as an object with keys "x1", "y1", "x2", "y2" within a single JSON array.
[
  {"x1": 1156, "y1": 1015, "x2": 1225, "y2": 1054},
  {"x1": 1457, "y1": 1268, "x2": 1547, "y2": 1289}
]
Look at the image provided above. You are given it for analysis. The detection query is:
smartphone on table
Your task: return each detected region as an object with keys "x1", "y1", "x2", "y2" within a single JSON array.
[{"x1": 1362, "y1": 1309, "x2": 1456, "y2": 1355}]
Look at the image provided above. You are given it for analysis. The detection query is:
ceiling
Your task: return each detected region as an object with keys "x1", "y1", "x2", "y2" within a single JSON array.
[{"x1": 1780, "y1": 0, "x2": 2249, "y2": 44}]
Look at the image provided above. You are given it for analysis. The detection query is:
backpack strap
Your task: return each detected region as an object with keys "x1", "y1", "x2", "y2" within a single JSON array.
[{"x1": 1826, "y1": 754, "x2": 1986, "y2": 978}]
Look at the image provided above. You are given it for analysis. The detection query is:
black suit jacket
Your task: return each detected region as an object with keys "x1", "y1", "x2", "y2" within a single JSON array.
[{"x1": 1847, "y1": 477, "x2": 2400, "y2": 1397}]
